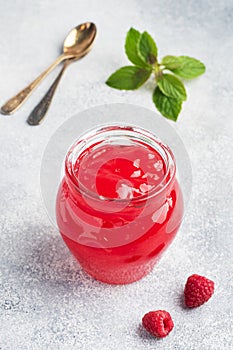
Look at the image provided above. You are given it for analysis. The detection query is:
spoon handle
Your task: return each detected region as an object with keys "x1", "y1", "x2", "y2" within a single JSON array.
[
  {"x1": 1, "y1": 54, "x2": 72, "y2": 115},
  {"x1": 27, "y1": 61, "x2": 71, "y2": 125}
]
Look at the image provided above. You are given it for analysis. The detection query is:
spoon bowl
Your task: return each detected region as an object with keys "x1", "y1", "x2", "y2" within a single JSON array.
[{"x1": 63, "y1": 22, "x2": 97, "y2": 57}]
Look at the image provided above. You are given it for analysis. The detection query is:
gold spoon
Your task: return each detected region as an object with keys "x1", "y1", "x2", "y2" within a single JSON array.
[
  {"x1": 27, "y1": 27, "x2": 96, "y2": 125},
  {"x1": 1, "y1": 22, "x2": 97, "y2": 115}
]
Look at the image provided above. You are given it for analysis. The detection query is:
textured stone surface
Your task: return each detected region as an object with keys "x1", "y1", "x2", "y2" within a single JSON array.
[{"x1": 0, "y1": 1, "x2": 232, "y2": 349}]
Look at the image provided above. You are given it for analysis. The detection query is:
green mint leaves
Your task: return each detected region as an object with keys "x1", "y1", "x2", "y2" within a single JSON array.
[
  {"x1": 162, "y1": 56, "x2": 206, "y2": 79},
  {"x1": 158, "y1": 74, "x2": 187, "y2": 101},
  {"x1": 106, "y1": 27, "x2": 205, "y2": 121},
  {"x1": 125, "y1": 28, "x2": 146, "y2": 67},
  {"x1": 153, "y1": 87, "x2": 182, "y2": 121},
  {"x1": 138, "y1": 31, "x2": 158, "y2": 65},
  {"x1": 105, "y1": 66, "x2": 152, "y2": 90}
]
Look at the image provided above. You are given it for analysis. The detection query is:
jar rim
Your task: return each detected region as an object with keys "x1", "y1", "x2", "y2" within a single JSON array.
[{"x1": 65, "y1": 124, "x2": 176, "y2": 203}]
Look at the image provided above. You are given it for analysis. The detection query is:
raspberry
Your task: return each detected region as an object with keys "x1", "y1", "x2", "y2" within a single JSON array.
[
  {"x1": 142, "y1": 310, "x2": 174, "y2": 338},
  {"x1": 184, "y1": 274, "x2": 215, "y2": 308}
]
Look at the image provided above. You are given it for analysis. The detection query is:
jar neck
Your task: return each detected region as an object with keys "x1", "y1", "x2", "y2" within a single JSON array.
[{"x1": 65, "y1": 125, "x2": 176, "y2": 208}]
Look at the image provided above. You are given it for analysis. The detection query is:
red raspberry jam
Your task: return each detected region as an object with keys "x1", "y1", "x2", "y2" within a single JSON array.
[{"x1": 56, "y1": 125, "x2": 184, "y2": 284}]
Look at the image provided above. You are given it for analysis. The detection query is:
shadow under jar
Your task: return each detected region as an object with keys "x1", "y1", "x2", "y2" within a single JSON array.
[{"x1": 56, "y1": 125, "x2": 184, "y2": 284}]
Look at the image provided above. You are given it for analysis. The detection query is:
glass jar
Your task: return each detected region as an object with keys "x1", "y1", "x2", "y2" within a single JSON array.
[{"x1": 56, "y1": 125, "x2": 184, "y2": 284}]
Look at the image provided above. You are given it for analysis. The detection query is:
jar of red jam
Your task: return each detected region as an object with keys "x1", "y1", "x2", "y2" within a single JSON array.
[{"x1": 56, "y1": 125, "x2": 184, "y2": 284}]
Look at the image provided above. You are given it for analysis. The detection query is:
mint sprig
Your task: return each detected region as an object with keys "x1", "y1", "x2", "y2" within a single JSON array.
[{"x1": 106, "y1": 27, "x2": 205, "y2": 121}]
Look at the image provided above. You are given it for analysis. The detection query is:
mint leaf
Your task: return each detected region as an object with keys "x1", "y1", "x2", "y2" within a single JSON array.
[
  {"x1": 138, "y1": 31, "x2": 158, "y2": 65},
  {"x1": 161, "y1": 55, "x2": 182, "y2": 70},
  {"x1": 153, "y1": 87, "x2": 182, "y2": 121},
  {"x1": 106, "y1": 66, "x2": 152, "y2": 90},
  {"x1": 172, "y1": 56, "x2": 205, "y2": 78},
  {"x1": 164, "y1": 56, "x2": 205, "y2": 79},
  {"x1": 158, "y1": 74, "x2": 187, "y2": 101},
  {"x1": 125, "y1": 28, "x2": 146, "y2": 67}
]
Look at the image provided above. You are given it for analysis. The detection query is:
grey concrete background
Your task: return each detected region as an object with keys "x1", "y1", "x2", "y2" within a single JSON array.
[{"x1": 0, "y1": 0, "x2": 232, "y2": 349}]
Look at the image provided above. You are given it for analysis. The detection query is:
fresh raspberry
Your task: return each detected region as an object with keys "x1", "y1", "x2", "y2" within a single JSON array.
[
  {"x1": 142, "y1": 310, "x2": 174, "y2": 338},
  {"x1": 184, "y1": 274, "x2": 215, "y2": 308}
]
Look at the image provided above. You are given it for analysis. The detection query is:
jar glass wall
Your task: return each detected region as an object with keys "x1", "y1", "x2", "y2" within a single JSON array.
[{"x1": 56, "y1": 125, "x2": 184, "y2": 284}]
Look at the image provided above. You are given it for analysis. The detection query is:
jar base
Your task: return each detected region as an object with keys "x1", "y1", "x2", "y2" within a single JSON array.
[{"x1": 77, "y1": 258, "x2": 157, "y2": 285}]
